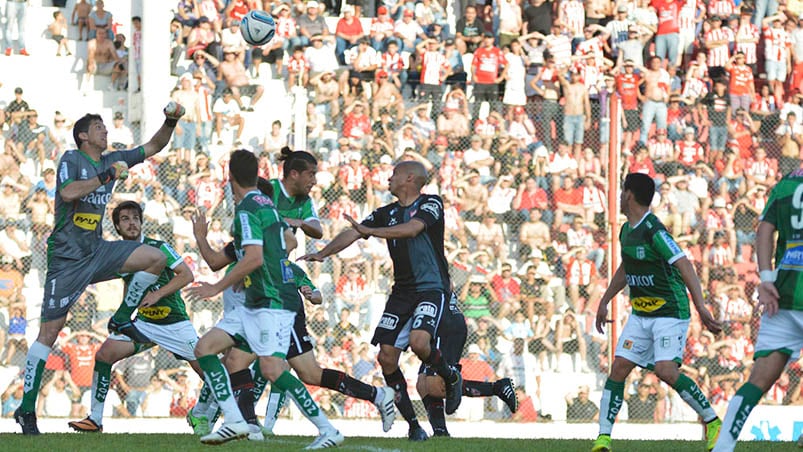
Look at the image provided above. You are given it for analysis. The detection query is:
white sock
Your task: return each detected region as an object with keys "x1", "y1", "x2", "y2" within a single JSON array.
[{"x1": 122, "y1": 271, "x2": 159, "y2": 309}]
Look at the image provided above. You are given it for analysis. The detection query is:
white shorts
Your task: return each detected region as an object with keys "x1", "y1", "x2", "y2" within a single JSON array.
[
  {"x1": 754, "y1": 310, "x2": 803, "y2": 361},
  {"x1": 214, "y1": 304, "x2": 295, "y2": 358},
  {"x1": 240, "y1": 307, "x2": 295, "y2": 358},
  {"x1": 615, "y1": 315, "x2": 689, "y2": 369},
  {"x1": 222, "y1": 286, "x2": 246, "y2": 314},
  {"x1": 215, "y1": 303, "x2": 246, "y2": 341},
  {"x1": 109, "y1": 320, "x2": 199, "y2": 361},
  {"x1": 766, "y1": 60, "x2": 787, "y2": 82}
]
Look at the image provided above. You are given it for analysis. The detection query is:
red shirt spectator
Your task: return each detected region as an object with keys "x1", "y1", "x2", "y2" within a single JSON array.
[
  {"x1": 727, "y1": 64, "x2": 754, "y2": 96},
  {"x1": 553, "y1": 181, "x2": 583, "y2": 211},
  {"x1": 651, "y1": 0, "x2": 683, "y2": 35},
  {"x1": 675, "y1": 135, "x2": 706, "y2": 167},
  {"x1": 62, "y1": 334, "x2": 101, "y2": 388},
  {"x1": 472, "y1": 45, "x2": 506, "y2": 84},
  {"x1": 459, "y1": 354, "x2": 496, "y2": 382},
  {"x1": 566, "y1": 255, "x2": 597, "y2": 286},
  {"x1": 616, "y1": 71, "x2": 640, "y2": 111},
  {"x1": 343, "y1": 104, "x2": 372, "y2": 140},
  {"x1": 491, "y1": 269, "x2": 521, "y2": 304}
]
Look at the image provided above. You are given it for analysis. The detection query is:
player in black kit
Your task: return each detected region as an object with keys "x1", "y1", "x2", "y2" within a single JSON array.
[{"x1": 301, "y1": 161, "x2": 462, "y2": 441}]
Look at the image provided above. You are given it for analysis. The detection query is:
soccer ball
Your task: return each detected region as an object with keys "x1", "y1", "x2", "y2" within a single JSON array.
[{"x1": 240, "y1": 10, "x2": 276, "y2": 46}]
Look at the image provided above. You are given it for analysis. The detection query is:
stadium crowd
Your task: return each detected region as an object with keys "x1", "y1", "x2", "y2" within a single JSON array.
[{"x1": 1, "y1": 0, "x2": 803, "y2": 425}]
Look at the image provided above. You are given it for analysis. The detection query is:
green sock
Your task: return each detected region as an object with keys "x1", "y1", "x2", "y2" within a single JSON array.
[
  {"x1": 262, "y1": 385, "x2": 286, "y2": 433},
  {"x1": 717, "y1": 382, "x2": 764, "y2": 450},
  {"x1": 111, "y1": 271, "x2": 159, "y2": 323},
  {"x1": 274, "y1": 370, "x2": 334, "y2": 432},
  {"x1": 673, "y1": 373, "x2": 717, "y2": 422},
  {"x1": 89, "y1": 361, "x2": 112, "y2": 424},
  {"x1": 197, "y1": 354, "x2": 244, "y2": 424},
  {"x1": 598, "y1": 378, "x2": 625, "y2": 436},
  {"x1": 250, "y1": 360, "x2": 270, "y2": 401},
  {"x1": 192, "y1": 382, "x2": 212, "y2": 417},
  {"x1": 20, "y1": 341, "x2": 51, "y2": 412}
]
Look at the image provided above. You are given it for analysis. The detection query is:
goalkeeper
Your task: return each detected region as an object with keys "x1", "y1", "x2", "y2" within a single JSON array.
[{"x1": 15, "y1": 103, "x2": 185, "y2": 435}]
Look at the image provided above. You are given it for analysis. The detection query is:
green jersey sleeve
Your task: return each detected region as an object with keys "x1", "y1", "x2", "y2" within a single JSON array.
[
  {"x1": 160, "y1": 242, "x2": 184, "y2": 270},
  {"x1": 291, "y1": 262, "x2": 316, "y2": 291},
  {"x1": 237, "y1": 209, "x2": 264, "y2": 246},
  {"x1": 651, "y1": 229, "x2": 686, "y2": 265},
  {"x1": 301, "y1": 198, "x2": 318, "y2": 221},
  {"x1": 759, "y1": 189, "x2": 779, "y2": 226}
]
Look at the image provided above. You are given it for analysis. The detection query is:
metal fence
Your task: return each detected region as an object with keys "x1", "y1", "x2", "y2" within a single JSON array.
[{"x1": 0, "y1": 86, "x2": 792, "y2": 427}]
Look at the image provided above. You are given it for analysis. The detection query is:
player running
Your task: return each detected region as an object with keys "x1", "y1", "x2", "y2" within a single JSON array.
[
  {"x1": 301, "y1": 161, "x2": 463, "y2": 442},
  {"x1": 417, "y1": 292, "x2": 519, "y2": 437},
  {"x1": 592, "y1": 173, "x2": 722, "y2": 452},
  {"x1": 15, "y1": 103, "x2": 185, "y2": 435},
  {"x1": 188, "y1": 150, "x2": 343, "y2": 448},
  {"x1": 714, "y1": 170, "x2": 803, "y2": 451},
  {"x1": 68, "y1": 201, "x2": 200, "y2": 432},
  {"x1": 186, "y1": 179, "x2": 395, "y2": 437}
]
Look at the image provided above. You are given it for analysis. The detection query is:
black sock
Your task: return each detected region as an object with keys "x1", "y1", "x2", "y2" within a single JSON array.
[
  {"x1": 464, "y1": 380, "x2": 494, "y2": 397},
  {"x1": 230, "y1": 368, "x2": 257, "y2": 425},
  {"x1": 422, "y1": 395, "x2": 446, "y2": 431},
  {"x1": 424, "y1": 348, "x2": 453, "y2": 380},
  {"x1": 383, "y1": 368, "x2": 417, "y2": 424},
  {"x1": 320, "y1": 368, "x2": 377, "y2": 402}
]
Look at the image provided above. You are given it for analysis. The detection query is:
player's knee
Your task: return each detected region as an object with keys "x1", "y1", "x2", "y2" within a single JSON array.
[
  {"x1": 194, "y1": 338, "x2": 212, "y2": 358},
  {"x1": 377, "y1": 351, "x2": 397, "y2": 372},
  {"x1": 409, "y1": 335, "x2": 430, "y2": 358},
  {"x1": 653, "y1": 362, "x2": 679, "y2": 383}
]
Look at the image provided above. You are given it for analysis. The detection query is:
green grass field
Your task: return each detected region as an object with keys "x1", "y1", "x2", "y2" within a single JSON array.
[{"x1": 0, "y1": 434, "x2": 797, "y2": 451}]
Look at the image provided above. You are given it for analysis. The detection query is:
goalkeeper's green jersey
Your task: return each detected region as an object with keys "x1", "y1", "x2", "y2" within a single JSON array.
[
  {"x1": 130, "y1": 237, "x2": 190, "y2": 325},
  {"x1": 759, "y1": 171, "x2": 803, "y2": 311},
  {"x1": 620, "y1": 212, "x2": 691, "y2": 319}
]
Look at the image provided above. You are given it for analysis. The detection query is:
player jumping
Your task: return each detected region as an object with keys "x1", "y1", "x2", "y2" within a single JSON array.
[
  {"x1": 301, "y1": 161, "x2": 464, "y2": 442},
  {"x1": 187, "y1": 150, "x2": 343, "y2": 448},
  {"x1": 714, "y1": 170, "x2": 803, "y2": 451},
  {"x1": 15, "y1": 103, "x2": 185, "y2": 435},
  {"x1": 68, "y1": 201, "x2": 200, "y2": 432},
  {"x1": 592, "y1": 173, "x2": 722, "y2": 452}
]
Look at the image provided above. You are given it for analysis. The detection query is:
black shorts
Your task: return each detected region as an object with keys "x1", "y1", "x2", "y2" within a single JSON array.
[
  {"x1": 238, "y1": 84, "x2": 260, "y2": 97},
  {"x1": 420, "y1": 309, "x2": 467, "y2": 376},
  {"x1": 371, "y1": 289, "x2": 447, "y2": 349},
  {"x1": 287, "y1": 310, "x2": 314, "y2": 360},
  {"x1": 624, "y1": 109, "x2": 640, "y2": 132}
]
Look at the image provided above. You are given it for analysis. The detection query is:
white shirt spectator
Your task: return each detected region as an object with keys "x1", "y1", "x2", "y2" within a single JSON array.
[
  {"x1": 81, "y1": 388, "x2": 123, "y2": 418},
  {"x1": 107, "y1": 124, "x2": 134, "y2": 149},
  {"x1": 142, "y1": 385, "x2": 173, "y2": 417},
  {"x1": 305, "y1": 40, "x2": 339, "y2": 73},
  {"x1": 212, "y1": 96, "x2": 241, "y2": 127},
  {"x1": 345, "y1": 45, "x2": 379, "y2": 67},
  {"x1": 394, "y1": 19, "x2": 424, "y2": 43},
  {"x1": 463, "y1": 147, "x2": 493, "y2": 177}
]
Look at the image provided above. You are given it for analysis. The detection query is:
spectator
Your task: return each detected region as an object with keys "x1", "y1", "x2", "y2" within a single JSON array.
[
  {"x1": 334, "y1": 264, "x2": 372, "y2": 325},
  {"x1": 297, "y1": 1, "x2": 330, "y2": 47},
  {"x1": 82, "y1": 27, "x2": 123, "y2": 93},
  {"x1": 472, "y1": 32, "x2": 507, "y2": 118},
  {"x1": 141, "y1": 371, "x2": 176, "y2": 417},
  {"x1": 3, "y1": 0, "x2": 29, "y2": 55},
  {"x1": 555, "y1": 310, "x2": 590, "y2": 372},
  {"x1": 49, "y1": 10, "x2": 71, "y2": 57},
  {"x1": 108, "y1": 112, "x2": 134, "y2": 150},
  {"x1": 625, "y1": 376, "x2": 667, "y2": 423},
  {"x1": 38, "y1": 371, "x2": 80, "y2": 417},
  {"x1": 461, "y1": 274, "x2": 497, "y2": 320},
  {"x1": 763, "y1": 13, "x2": 791, "y2": 102},
  {"x1": 2, "y1": 382, "x2": 23, "y2": 417},
  {"x1": 219, "y1": 49, "x2": 265, "y2": 111},
  {"x1": 455, "y1": 5, "x2": 483, "y2": 54},
  {"x1": 565, "y1": 384, "x2": 598, "y2": 422},
  {"x1": 0, "y1": 255, "x2": 24, "y2": 302},
  {"x1": 336, "y1": 6, "x2": 365, "y2": 64},
  {"x1": 72, "y1": 0, "x2": 92, "y2": 41}
]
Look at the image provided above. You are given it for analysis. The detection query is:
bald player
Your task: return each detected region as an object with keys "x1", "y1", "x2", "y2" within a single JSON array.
[{"x1": 301, "y1": 161, "x2": 462, "y2": 441}]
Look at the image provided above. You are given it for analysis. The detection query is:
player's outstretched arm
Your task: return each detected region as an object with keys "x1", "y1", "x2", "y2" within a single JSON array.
[
  {"x1": 188, "y1": 244, "x2": 263, "y2": 298},
  {"x1": 756, "y1": 220, "x2": 780, "y2": 316},
  {"x1": 674, "y1": 256, "x2": 722, "y2": 334},
  {"x1": 298, "y1": 228, "x2": 363, "y2": 262},
  {"x1": 344, "y1": 213, "x2": 425, "y2": 239},
  {"x1": 140, "y1": 261, "x2": 195, "y2": 307},
  {"x1": 595, "y1": 264, "x2": 627, "y2": 333},
  {"x1": 141, "y1": 102, "x2": 186, "y2": 158}
]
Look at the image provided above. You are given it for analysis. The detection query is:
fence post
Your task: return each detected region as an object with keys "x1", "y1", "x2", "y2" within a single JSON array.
[{"x1": 607, "y1": 95, "x2": 622, "y2": 361}]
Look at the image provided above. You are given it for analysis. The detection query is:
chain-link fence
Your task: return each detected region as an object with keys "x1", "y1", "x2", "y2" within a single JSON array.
[
  {"x1": 0, "y1": 0, "x2": 798, "y2": 434},
  {"x1": 2, "y1": 90, "x2": 790, "y2": 426}
]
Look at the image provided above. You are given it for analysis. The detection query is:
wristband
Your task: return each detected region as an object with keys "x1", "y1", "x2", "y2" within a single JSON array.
[
  {"x1": 759, "y1": 270, "x2": 776, "y2": 283},
  {"x1": 97, "y1": 168, "x2": 116, "y2": 185},
  {"x1": 165, "y1": 118, "x2": 178, "y2": 127}
]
